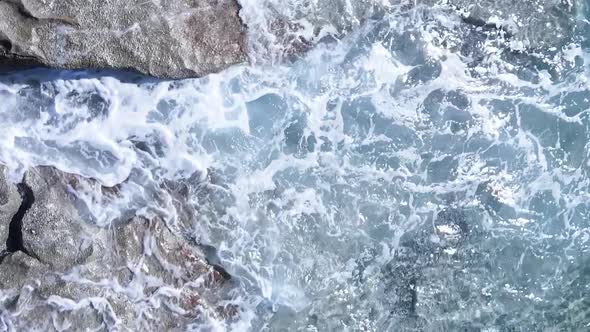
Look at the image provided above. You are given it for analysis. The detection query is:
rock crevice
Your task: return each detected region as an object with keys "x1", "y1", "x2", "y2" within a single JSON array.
[{"x1": 5, "y1": 182, "x2": 34, "y2": 255}]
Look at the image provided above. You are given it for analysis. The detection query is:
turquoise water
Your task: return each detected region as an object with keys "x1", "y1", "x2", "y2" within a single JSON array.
[{"x1": 0, "y1": 1, "x2": 589, "y2": 330}]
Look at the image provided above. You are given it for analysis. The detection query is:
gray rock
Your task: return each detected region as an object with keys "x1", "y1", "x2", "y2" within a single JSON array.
[
  {"x1": 72, "y1": 215, "x2": 233, "y2": 329},
  {"x1": 0, "y1": 166, "x2": 234, "y2": 330},
  {"x1": 0, "y1": 274, "x2": 118, "y2": 331},
  {"x1": 113, "y1": 214, "x2": 228, "y2": 289},
  {"x1": 21, "y1": 166, "x2": 93, "y2": 269},
  {"x1": 0, "y1": 166, "x2": 21, "y2": 253},
  {"x1": 0, "y1": 251, "x2": 46, "y2": 289},
  {"x1": 0, "y1": 0, "x2": 246, "y2": 79}
]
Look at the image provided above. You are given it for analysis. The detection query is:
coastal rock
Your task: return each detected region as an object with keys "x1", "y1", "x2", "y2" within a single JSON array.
[
  {"x1": 109, "y1": 215, "x2": 224, "y2": 287},
  {"x1": 0, "y1": 0, "x2": 246, "y2": 78},
  {"x1": 0, "y1": 166, "x2": 21, "y2": 253},
  {"x1": 111, "y1": 216, "x2": 231, "y2": 316},
  {"x1": 0, "y1": 165, "x2": 235, "y2": 330},
  {"x1": 20, "y1": 166, "x2": 93, "y2": 269},
  {"x1": 0, "y1": 251, "x2": 46, "y2": 290},
  {"x1": 381, "y1": 208, "x2": 477, "y2": 325}
]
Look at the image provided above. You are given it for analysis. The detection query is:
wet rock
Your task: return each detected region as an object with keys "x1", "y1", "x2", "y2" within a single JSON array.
[
  {"x1": 78, "y1": 213, "x2": 232, "y2": 327},
  {"x1": 0, "y1": 166, "x2": 21, "y2": 254},
  {"x1": 112, "y1": 215, "x2": 227, "y2": 288},
  {"x1": 0, "y1": 0, "x2": 246, "y2": 79},
  {"x1": 161, "y1": 171, "x2": 204, "y2": 230},
  {"x1": 0, "y1": 255, "x2": 111, "y2": 330},
  {"x1": 20, "y1": 166, "x2": 93, "y2": 269},
  {"x1": 0, "y1": 165, "x2": 234, "y2": 330},
  {"x1": 0, "y1": 251, "x2": 46, "y2": 290},
  {"x1": 2, "y1": 283, "x2": 120, "y2": 331}
]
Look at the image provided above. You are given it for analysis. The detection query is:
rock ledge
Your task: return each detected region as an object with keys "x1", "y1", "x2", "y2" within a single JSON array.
[{"x1": 0, "y1": 0, "x2": 247, "y2": 78}]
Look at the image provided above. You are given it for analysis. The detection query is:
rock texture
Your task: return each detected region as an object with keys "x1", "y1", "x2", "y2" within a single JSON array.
[
  {"x1": 0, "y1": 166, "x2": 21, "y2": 253},
  {"x1": 0, "y1": 165, "x2": 234, "y2": 331},
  {"x1": 0, "y1": 0, "x2": 246, "y2": 78},
  {"x1": 20, "y1": 166, "x2": 93, "y2": 269}
]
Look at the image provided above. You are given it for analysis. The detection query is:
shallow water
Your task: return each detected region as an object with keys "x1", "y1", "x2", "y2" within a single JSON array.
[{"x1": 1, "y1": 0, "x2": 590, "y2": 330}]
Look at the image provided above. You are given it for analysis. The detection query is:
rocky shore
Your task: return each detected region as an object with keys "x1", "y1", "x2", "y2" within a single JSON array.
[
  {"x1": 0, "y1": 0, "x2": 576, "y2": 79},
  {"x1": 0, "y1": 1, "x2": 583, "y2": 330},
  {"x1": 0, "y1": 165, "x2": 234, "y2": 330},
  {"x1": 0, "y1": 0, "x2": 246, "y2": 78}
]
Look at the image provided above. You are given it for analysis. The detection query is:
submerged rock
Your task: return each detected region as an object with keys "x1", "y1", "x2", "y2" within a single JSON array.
[
  {"x1": 448, "y1": 0, "x2": 576, "y2": 49},
  {"x1": 381, "y1": 208, "x2": 476, "y2": 327},
  {"x1": 272, "y1": 0, "x2": 574, "y2": 58},
  {"x1": 0, "y1": 0, "x2": 246, "y2": 78}
]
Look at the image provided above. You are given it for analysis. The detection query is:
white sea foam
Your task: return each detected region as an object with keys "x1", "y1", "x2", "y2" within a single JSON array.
[{"x1": 0, "y1": 0, "x2": 589, "y2": 330}]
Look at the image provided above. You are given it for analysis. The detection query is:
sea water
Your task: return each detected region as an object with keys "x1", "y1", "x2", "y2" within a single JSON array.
[{"x1": 0, "y1": 0, "x2": 589, "y2": 330}]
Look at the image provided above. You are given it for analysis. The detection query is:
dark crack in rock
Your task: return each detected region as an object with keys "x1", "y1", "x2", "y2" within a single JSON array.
[{"x1": 0, "y1": 166, "x2": 21, "y2": 255}]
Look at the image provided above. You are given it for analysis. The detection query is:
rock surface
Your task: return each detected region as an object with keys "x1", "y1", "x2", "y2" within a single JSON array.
[
  {"x1": 20, "y1": 166, "x2": 93, "y2": 269},
  {"x1": 0, "y1": 166, "x2": 21, "y2": 253},
  {"x1": 0, "y1": 0, "x2": 575, "y2": 77},
  {"x1": 0, "y1": 165, "x2": 234, "y2": 330},
  {"x1": 0, "y1": 0, "x2": 246, "y2": 78}
]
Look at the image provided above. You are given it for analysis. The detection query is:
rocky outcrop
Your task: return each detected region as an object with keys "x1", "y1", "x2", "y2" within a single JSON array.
[
  {"x1": 0, "y1": 166, "x2": 21, "y2": 254},
  {"x1": 0, "y1": 165, "x2": 235, "y2": 330},
  {"x1": 0, "y1": 0, "x2": 246, "y2": 78},
  {"x1": 19, "y1": 166, "x2": 93, "y2": 269},
  {"x1": 0, "y1": 0, "x2": 575, "y2": 77}
]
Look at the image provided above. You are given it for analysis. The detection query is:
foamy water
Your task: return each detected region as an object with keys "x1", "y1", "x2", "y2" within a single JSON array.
[{"x1": 0, "y1": 0, "x2": 589, "y2": 330}]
